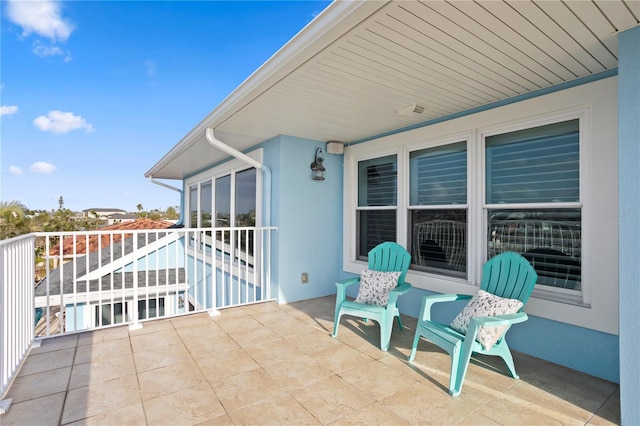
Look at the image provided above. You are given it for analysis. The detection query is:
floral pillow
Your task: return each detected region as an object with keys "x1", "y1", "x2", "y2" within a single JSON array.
[
  {"x1": 354, "y1": 269, "x2": 401, "y2": 306},
  {"x1": 450, "y1": 289, "x2": 524, "y2": 350}
]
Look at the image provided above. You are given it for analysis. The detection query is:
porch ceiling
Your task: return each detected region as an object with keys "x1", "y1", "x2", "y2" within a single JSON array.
[{"x1": 147, "y1": 0, "x2": 639, "y2": 180}]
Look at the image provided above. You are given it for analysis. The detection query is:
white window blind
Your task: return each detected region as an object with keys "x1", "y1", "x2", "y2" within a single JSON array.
[
  {"x1": 357, "y1": 155, "x2": 397, "y2": 257},
  {"x1": 410, "y1": 142, "x2": 467, "y2": 206},
  {"x1": 486, "y1": 120, "x2": 579, "y2": 204},
  {"x1": 409, "y1": 142, "x2": 468, "y2": 277},
  {"x1": 486, "y1": 119, "x2": 582, "y2": 294}
]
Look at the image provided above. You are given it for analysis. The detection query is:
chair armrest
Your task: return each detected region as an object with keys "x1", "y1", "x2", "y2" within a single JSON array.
[
  {"x1": 387, "y1": 282, "x2": 412, "y2": 306},
  {"x1": 335, "y1": 277, "x2": 361, "y2": 303},
  {"x1": 418, "y1": 293, "x2": 472, "y2": 322},
  {"x1": 336, "y1": 277, "x2": 360, "y2": 289},
  {"x1": 467, "y1": 312, "x2": 528, "y2": 338}
]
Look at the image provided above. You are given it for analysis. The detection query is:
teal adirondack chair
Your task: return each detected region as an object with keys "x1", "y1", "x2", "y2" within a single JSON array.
[
  {"x1": 333, "y1": 242, "x2": 412, "y2": 351},
  {"x1": 409, "y1": 251, "x2": 537, "y2": 396}
]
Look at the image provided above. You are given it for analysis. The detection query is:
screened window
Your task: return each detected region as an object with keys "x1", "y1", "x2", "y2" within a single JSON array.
[
  {"x1": 200, "y1": 181, "x2": 212, "y2": 228},
  {"x1": 188, "y1": 167, "x2": 257, "y2": 229},
  {"x1": 215, "y1": 175, "x2": 231, "y2": 227},
  {"x1": 486, "y1": 120, "x2": 581, "y2": 291},
  {"x1": 189, "y1": 185, "x2": 198, "y2": 227},
  {"x1": 235, "y1": 168, "x2": 256, "y2": 227},
  {"x1": 95, "y1": 302, "x2": 127, "y2": 327},
  {"x1": 357, "y1": 155, "x2": 397, "y2": 258},
  {"x1": 486, "y1": 120, "x2": 579, "y2": 204},
  {"x1": 409, "y1": 142, "x2": 467, "y2": 277},
  {"x1": 138, "y1": 298, "x2": 166, "y2": 320}
]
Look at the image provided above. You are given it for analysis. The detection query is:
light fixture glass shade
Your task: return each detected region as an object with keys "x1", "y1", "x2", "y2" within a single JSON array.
[{"x1": 310, "y1": 148, "x2": 326, "y2": 180}]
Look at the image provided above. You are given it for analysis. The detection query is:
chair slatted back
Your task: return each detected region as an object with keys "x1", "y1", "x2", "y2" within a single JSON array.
[
  {"x1": 481, "y1": 252, "x2": 538, "y2": 304},
  {"x1": 368, "y1": 242, "x2": 412, "y2": 285}
]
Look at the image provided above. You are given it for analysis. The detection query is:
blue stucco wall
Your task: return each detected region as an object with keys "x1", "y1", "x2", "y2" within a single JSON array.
[
  {"x1": 618, "y1": 25, "x2": 640, "y2": 425},
  {"x1": 262, "y1": 135, "x2": 344, "y2": 303}
]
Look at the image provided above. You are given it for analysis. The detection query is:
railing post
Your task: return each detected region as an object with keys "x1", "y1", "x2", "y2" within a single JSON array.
[{"x1": 129, "y1": 232, "x2": 142, "y2": 330}]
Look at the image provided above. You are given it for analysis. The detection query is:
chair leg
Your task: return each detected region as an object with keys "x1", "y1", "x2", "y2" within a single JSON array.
[
  {"x1": 450, "y1": 339, "x2": 474, "y2": 397},
  {"x1": 495, "y1": 342, "x2": 519, "y2": 379},
  {"x1": 380, "y1": 313, "x2": 393, "y2": 351},
  {"x1": 408, "y1": 329, "x2": 421, "y2": 361},
  {"x1": 396, "y1": 313, "x2": 404, "y2": 330},
  {"x1": 332, "y1": 309, "x2": 341, "y2": 338}
]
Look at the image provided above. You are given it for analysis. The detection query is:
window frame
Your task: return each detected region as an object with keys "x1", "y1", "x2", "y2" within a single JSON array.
[
  {"x1": 185, "y1": 149, "x2": 263, "y2": 229},
  {"x1": 406, "y1": 135, "x2": 472, "y2": 279},
  {"x1": 344, "y1": 109, "x2": 589, "y2": 307},
  {"x1": 479, "y1": 109, "x2": 589, "y2": 306},
  {"x1": 355, "y1": 153, "x2": 399, "y2": 259}
]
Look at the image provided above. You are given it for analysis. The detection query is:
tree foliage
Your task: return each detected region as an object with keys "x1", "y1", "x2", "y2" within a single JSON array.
[
  {"x1": 0, "y1": 200, "x2": 183, "y2": 240},
  {"x1": 0, "y1": 200, "x2": 31, "y2": 240}
]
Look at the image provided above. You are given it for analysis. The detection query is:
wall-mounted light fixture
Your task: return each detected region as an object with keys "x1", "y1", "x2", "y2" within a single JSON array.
[{"x1": 310, "y1": 147, "x2": 326, "y2": 181}]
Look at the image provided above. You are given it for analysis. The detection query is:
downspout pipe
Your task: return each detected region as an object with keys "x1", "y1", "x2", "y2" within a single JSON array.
[
  {"x1": 148, "y1": 177, "x2": 185, "y2": 226},
  {"x1": 205, "y1": 128, "x2": 271, "y2": 227}
]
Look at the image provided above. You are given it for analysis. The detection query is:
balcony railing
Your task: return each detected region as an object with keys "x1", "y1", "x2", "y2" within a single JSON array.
[{"x1": 0, "y1": 226, "x2": 276, "y2": 398}]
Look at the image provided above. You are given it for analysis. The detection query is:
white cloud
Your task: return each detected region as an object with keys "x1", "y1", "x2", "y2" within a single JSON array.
[
  {"x1": 6, "y1": 0, "x2": 74, "y2": 42},
  {"x1": 33, "y1": 110, "x2": 94, "y2": 134},
  {"x1": 145, "y1": 60, "x2": 157, "y2": 77},
  {"x1": 1, "y1": 105, "x2": 18, "y2": 116},
  {"x1": 29, "y1": 162, "x2": 57, "y2": 173},
  {"x1": 32, "y1": 40, "x2": 66, "y2": 58},
  {"x1": 9, "y1": 166, "x2": 23, "y2": 175}
]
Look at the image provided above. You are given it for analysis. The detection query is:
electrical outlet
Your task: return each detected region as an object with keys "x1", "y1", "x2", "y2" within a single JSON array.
[{"x1": 301, "y1": 272, "x2": 308, "y2": 283}]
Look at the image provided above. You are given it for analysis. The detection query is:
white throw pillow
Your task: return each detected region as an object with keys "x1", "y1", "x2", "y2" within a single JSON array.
[
  {"x1": 450, "y1": 289, "x2": 524, "y2": 350},
  {"x1": 354, "y1": 269, "x2": 401, "y2": 306}
]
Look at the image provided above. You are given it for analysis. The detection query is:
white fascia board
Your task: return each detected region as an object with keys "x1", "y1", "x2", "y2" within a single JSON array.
[{"x1": 145, "y1": 0, "x2": 390, "y2": 179}]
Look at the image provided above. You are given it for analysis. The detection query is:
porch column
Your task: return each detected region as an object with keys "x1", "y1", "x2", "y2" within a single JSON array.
[{"x1": 618, "y1": 24, "x2": 640, "y2": 426}]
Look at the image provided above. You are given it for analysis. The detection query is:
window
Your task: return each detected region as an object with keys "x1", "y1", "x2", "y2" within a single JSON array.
[
  {"x1": 235, "y1": 168, "x2": 256, "y2": 227},
  {"x1": 215, "y1": 175, "x2": 231, "y2": 227},
  {"x1": 95, "y1": 302, "x2": 127, "y2": 327},
  {"x1": 138, "y1": 298, "x2": 166, "y2": 320},
  {"x1": 348, "y1": 112, "x2": 585, "y2": 305},
  {"x1": 409, "y1": 142, "x2": 467, "y2": 277},
  {"x1": 185, "y1": 152, "x2": 262, "y2": 267},
  {"x1": 187, "y1": 163, "x2": 258, "y2": 229},
  {"x1": 357, "y1": 155, "x2": 397, "y2": 258},
  {"x1": 189, "y1": 185, "x2": 198, "y2": 227},
  {"x1": 485, "y1": 119, "x2": 581, "y2": 292},
  {"x1": 200, "y1": 181, "x2": 212, "y2": 228}
]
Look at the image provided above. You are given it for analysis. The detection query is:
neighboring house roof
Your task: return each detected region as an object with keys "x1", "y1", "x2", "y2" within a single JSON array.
[
  {"x1": 35, "y1": 269, "x2": 186, "y2": 299},
  {"x1": 50, "y1": 218, "x2": 175, "y2": 256},
  {"x1": 107, "y1": 213, "x2": 139, "y2": 220},
  {"x1": 36, "y1": 229, "x2": 185, "y2": 299},
  {"x1": 83, "y1": 208, "x2": 127, "y2": 213},
  {"x1": 146, "y1": 0, "x2": 636, "y2": 180}
]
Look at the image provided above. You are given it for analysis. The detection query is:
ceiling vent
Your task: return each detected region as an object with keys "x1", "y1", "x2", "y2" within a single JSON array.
[{"x1": 397, "y1": 103, "x2": 425, "y2": 116}]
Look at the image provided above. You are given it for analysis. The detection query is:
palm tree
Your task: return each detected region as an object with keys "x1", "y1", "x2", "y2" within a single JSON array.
[{"x1": 0, "y1": 200, "x2": 31, "y2": 240}]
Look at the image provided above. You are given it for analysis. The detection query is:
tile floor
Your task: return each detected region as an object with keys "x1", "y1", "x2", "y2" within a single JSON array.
[{"x1": 1, "y1": 296, "x2": 620, "y2": 425}]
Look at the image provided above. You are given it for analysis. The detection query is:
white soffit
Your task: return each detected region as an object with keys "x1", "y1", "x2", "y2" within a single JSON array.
[{"x1": 148, "y1": 0, "x2": 638, "y2": 180}]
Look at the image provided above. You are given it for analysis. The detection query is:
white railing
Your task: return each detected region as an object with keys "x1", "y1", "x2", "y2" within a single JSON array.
[
  {"x1": 1, "y1": 226, "x2": 275, "y2": 396},
  {"x1": 33, "y1": 226, "x2": 276, "y2": 336},
  {"x1": 1, "y1": 234, "x2": 35, "y2": 400}
]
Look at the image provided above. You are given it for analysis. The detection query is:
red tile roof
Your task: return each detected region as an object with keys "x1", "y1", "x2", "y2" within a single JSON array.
[{"x1": 50, "y1": 218, "x2": 175, "y2": 256}]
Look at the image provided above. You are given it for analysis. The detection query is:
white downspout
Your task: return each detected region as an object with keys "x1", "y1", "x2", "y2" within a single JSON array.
[
  {"x1": 205, "y1": 128, "x2": 271, "y2": 226},
  {"x1": 147, "y1": 177, "x2": 185, "y2": 225}
]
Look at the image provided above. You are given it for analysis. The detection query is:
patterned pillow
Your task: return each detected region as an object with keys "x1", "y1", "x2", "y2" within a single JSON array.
[
  {"x1": 450, "y1": 289, "x2": 524, "y2": 350},
  {"x1": 354, "y1": 269, "x2": 401, "y2": 306}
]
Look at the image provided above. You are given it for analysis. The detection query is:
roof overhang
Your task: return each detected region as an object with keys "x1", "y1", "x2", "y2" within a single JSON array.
[{"x1": 146, "y1": 0, "x2": 638, "y2": 180}]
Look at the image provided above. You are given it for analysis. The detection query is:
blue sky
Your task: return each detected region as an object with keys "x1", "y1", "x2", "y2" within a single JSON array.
[{"x1": 1, "y1": 0, "x2": 330, "y2": 212}]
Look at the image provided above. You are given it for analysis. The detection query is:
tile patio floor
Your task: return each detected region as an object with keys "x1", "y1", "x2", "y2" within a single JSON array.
[{"x1": 1, "y1": 296, "x2": 620, "y2": 425}]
